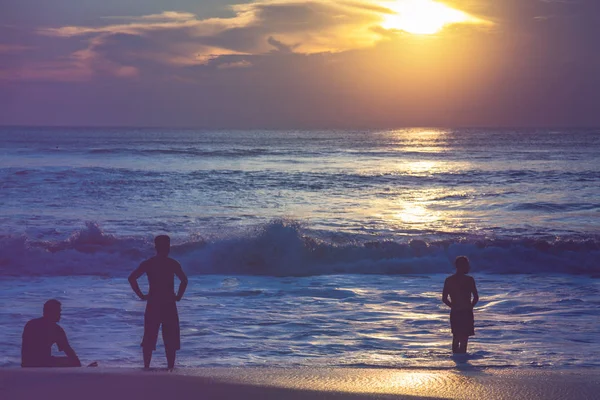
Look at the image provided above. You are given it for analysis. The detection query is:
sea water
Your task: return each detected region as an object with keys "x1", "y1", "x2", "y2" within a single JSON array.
[{"x1": 0, "y1": 127, "x2": 599, "y2": 368}]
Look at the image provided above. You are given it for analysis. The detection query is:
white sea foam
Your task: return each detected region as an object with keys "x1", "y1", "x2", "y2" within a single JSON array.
[{"x1": 1, "y1": 221, "x2": 599, "y2": 277}]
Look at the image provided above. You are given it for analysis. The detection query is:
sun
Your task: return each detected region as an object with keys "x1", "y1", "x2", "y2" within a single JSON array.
[{"x1": 381, "y1": 0, "x2": 476, "y2": 35}]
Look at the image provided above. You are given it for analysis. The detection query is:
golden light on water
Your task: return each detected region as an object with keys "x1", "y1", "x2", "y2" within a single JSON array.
[
  {"x1": 381, "y1": 0, "x2": 478, "y2": 35},
  {"x1": 249, "y1": 369, "x2": 478, "y2": 397},
  {"x1": 402, "y1": 160, "x2": 439, "y2": 175},
  {"x1": 387, "y1": 371, "x2": 440, "y2": 390},
  {"x1": 357, "y1": 129, "x2": 476, "y2": 235},
  {"x1": 396, "y1": 203, "x2": 438, "y2": 224}
]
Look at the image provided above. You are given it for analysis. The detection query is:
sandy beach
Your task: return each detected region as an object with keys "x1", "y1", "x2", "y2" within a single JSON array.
[{"x1": 1, "y1": 367, "x2": 599, "y2": 400}]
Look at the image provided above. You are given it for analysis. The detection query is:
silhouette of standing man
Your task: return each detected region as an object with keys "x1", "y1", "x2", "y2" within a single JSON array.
[
  {"x1": 129, "y1": 235, "x2": 188, "y2": 370},
  {"x1": 442, "y1": 256, "x2": 479, "y2": 354}
]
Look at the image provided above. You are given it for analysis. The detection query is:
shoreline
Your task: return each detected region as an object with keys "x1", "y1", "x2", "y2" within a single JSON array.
[{"x1": 2, "y1": 367, "x2": 599, "y2": 399}]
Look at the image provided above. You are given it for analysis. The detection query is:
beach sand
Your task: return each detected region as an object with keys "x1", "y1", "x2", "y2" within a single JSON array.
[{"x1": 1, "y1": 367, "x2": 598, "y2": 400}]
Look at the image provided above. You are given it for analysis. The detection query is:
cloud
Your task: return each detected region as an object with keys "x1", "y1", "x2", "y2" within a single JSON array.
[
  {"x1": 38, "y1": 2, "x2": 389, "y2": 52},
  {"x1": 103, "y1": 11, "x2": 199, "y2": 22},
  {"x1": 21, "y1": 1, "x2": 405, "y2": 80},
  {"x1": 217, "y1": 60, "x2": 253, "y2": 69},
  {"x1": 3, "y1": 1, "x2": 496, "y2": 82},
  {"x1": 267, "y1": 36, "x2": 298, "y2": 53},
  {"x1": 0, "y1": 44, "x2": 32, "y2": 53},
  {"x1": 3, "y1": 1, "x2": 600, "y2": 127}
]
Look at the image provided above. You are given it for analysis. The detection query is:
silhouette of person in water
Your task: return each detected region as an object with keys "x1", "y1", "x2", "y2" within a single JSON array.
[
  {"x1": 129, "y1": 235, "x2": 188, "y2": 370},
  {"x1": 442, "y1": 256, "x2": 479, "y2": 354},
  {"x1": 21, "y1": 299, "x2": 82, "y2": 367}
]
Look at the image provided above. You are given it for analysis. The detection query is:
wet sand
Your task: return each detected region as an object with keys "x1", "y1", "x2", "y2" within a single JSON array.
[{"x1": 1, "y1": 367, "x2": 598, "y2": 399}]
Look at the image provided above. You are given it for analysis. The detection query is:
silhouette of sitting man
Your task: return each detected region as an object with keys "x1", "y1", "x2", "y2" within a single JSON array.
[
  {"x1": 21, "y1": 299, "x2": 82, "y2": 367},
  {"x1": 129, "y1": 235, "x2": 188, "y2": 370},
  {"x1": 442, "y1": 256, "x2": 479, "y2": 354}
]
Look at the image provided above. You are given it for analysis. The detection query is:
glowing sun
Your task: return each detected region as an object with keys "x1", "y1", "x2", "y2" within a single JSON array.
[{"x1": 382, "y1": 0, "x2": 477, "y2": 35}]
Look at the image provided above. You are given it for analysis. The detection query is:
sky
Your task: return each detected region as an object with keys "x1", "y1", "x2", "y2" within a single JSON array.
[{"x1": 1, "y1": 0, "x2": 599, "y2": 128}]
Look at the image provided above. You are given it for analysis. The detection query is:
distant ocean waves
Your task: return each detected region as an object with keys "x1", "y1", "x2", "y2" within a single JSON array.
[{"x1": 1, "y1": 221, "x2": 599, "y2": 277}]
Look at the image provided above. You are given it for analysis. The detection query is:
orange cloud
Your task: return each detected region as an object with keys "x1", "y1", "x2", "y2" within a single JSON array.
[
  {"x1": 34, "y1": 1, "x2": 391, "y2": 78},
  {"x1": 18, "y1": 0, "x2": 488, "y2": 81}
]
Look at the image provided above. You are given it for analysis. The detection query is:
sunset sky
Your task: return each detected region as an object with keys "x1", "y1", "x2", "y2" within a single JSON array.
[{"x1": 1, "y1": 0, "x2": 599, "y2": 128}]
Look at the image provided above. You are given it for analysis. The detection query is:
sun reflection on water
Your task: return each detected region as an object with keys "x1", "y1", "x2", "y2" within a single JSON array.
[
  {"x1": 363, "y1": 129, "x2": 474, "y2": 235},
  {"x1": 395, "y1": 203, "x2": 439, "y2": 224},
  {"x1": 387, "y1": 371, "x2": 439, "y2": 389},
  {"x1": 401, "y1": 160, "x2": 440, "y2": 175}
]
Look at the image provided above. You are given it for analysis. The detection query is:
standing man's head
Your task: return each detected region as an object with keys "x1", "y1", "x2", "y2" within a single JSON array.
[
  {"x1": 155, "y1": 235, "x2": 171, "y2": 257},
  {"x1": 455, "y1": 256, "x2": 470, "y2": 275},
  {"x1": 43, "y1": 299, "x2": 62, "y2": 323}
]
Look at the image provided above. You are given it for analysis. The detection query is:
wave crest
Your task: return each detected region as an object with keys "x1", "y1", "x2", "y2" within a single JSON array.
[{"x1": 1, "y1": 221, "x2": 599, "y2": 277}]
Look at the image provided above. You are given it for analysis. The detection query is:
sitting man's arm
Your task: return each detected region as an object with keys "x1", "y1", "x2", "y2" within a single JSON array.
[
  {"x1": 62, "y1": 345, "x2": 82, "y2": 367},
  {"x1": 442, "y1": 279, "x2": 452, "y2": 308},
  {"x1": 128, "y1": 262, "x2": 148, "y2": 300},
  {"x1": 174, "y1": 263, "x2": 188, "y2": 302},
  {"x1": 57, "y1": 328, "x2": 81, "y2": 367}
]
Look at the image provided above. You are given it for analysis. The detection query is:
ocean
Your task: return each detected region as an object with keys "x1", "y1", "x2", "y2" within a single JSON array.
[{"x1": 0, "y1": 127, "x2": 599, "y2": 369}]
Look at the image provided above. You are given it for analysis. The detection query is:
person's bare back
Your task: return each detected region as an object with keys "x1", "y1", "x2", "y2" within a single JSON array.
[
  {"x1": 21, "y1": 300, "x2": 81, "y2": 368},
  {"x1": 128, "y1": 235, "x2": 188, "y2": 370},
  {"x1": 444, "y1": 274, "x2": 477, "y2": 311},
  {"x1": 442, "y1": 256, "x2": 479, "y2": 354}
]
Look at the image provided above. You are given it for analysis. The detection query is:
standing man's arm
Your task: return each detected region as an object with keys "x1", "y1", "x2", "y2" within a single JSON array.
[
  {"x1": 471, "y1": 278, "x2": 479, "y2": 308},
  {"x1": 174, "y1": 263, "x2": 188, "y2": 302},
  {"x1": 442, "y1": 279, "x2": 452, "y2": 308},
  {"x1": 128, "y1": 263, "x2": 148, "y2": 300}
]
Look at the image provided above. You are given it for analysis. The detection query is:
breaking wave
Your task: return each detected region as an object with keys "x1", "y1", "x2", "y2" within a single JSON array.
[{"x1": 1, "y1": 221, "x2": 599, "y2": 277}]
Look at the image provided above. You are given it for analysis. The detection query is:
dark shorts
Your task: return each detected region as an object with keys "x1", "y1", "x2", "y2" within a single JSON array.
[
  {"x1": 142, "y1": 301, "x2": 180, "y2": 351},
  {"x1": 450, "y1": 308, "x2": 474, "y2": 337}
]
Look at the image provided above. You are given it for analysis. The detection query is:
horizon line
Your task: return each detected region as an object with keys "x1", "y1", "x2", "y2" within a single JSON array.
[{"x1": 1, "y1": 124, "x2": 599, "y2": 131}]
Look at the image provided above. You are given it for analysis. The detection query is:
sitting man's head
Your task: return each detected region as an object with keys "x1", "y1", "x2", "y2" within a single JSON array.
[
  {"x1": 155, "y1": 235, "x2": 171, "y2": 256},
  {"x1": 43, "y1": 299, "x2": 62, "y2": 323},
  {"x1": 455, "y1": 256, "x2": 470, "y2": 275}
]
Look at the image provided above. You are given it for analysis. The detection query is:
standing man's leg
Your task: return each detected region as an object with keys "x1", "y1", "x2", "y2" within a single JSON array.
[
  {"x1": 163, "y1": 307, "x2": 180, "y2": 370},
  {"x1": 143, "y1": 347, "x2": 153, "y2": 369},
  {"x1": 452, "y1": 336, "x2": 460, "y2": 353},
  {"x1": 460, "y1": 336, "x2": 469, "y2": 353},
  {"x1": 142, "y1": 312, "x2": 160, "y2": 370},
  {"x1": 166, "y1": 347, "x2": 176, "y2": 370}
]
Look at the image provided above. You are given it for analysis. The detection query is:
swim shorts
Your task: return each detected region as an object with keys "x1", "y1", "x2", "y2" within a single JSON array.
[
  {"x1": 450, "y1": 308, "x2": 474, "y2": 337},
  {"x1": 141, "y1": 301, "x2": 180, "y2": 351}
]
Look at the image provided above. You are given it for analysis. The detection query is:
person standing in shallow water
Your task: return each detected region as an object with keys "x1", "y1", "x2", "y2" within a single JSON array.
[
  {"x1": 129, "y1": 235, "x2": 188, "y2": 370},
  {"x1": 442, "y1": 256, "x2": 479, "y2": 354}
]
